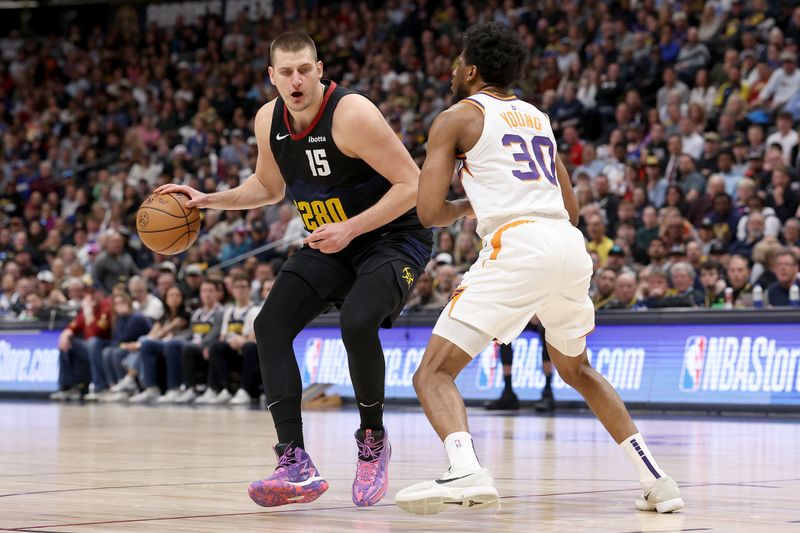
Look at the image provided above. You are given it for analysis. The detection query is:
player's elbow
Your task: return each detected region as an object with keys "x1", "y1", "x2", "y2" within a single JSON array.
[
  {"x1": 569, "y1": 212, "x2": 579, "y2": 227},
  {"x1": 264, "y1": 184, "x2": 286, "y2": 205},
  {"x1": 417, "y1": 208, "x2": 438, "y2": 228}
]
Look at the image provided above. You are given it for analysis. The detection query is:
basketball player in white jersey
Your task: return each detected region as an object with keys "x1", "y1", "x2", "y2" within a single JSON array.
[{"x1": 395, "y1": 22, "x2": 684, "y2": 515}]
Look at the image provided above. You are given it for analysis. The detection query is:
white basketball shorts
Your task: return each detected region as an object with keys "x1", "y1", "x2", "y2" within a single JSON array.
[{"x1": 432, "y1": 216, "x2": 595, "y2": 357}]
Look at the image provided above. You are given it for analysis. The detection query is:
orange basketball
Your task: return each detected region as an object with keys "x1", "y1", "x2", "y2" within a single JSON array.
[{"x1": 136, "y1": 192, "x2": 201, "y2": 255}]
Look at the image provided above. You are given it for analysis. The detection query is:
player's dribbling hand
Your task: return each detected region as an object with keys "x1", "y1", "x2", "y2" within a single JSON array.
[
  {"x1": 304, "y1": 222, "x2": 357, "y2": 254},
  {"x1": 153, "y1": 184, "x2": 210, "y2": 209}
]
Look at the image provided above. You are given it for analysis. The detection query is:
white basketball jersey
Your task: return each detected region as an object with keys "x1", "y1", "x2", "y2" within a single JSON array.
[{"x1": 457, "y1": 91, "x2": 568, "y2": 237}]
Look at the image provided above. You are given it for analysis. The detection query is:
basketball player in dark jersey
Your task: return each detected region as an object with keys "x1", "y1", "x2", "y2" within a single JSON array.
[{"x1": 157, "y1": 32, "x2": 432, "y2": 508}]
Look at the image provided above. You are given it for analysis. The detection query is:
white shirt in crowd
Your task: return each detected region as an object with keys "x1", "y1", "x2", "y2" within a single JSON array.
[
  {"x1": 133, "y1": 293, "x2": 165, "y2": 322},
  {"x1": 765, "y1": 129, "x2": 799, "y2": 165},
  {"x1": 760, "y1": 68, "x2": 800, "y2": 110}
]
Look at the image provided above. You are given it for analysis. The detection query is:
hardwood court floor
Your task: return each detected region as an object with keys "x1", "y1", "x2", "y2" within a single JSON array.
[{"x1": 0, "y1": 402, "x2": 798, "y2": 532}]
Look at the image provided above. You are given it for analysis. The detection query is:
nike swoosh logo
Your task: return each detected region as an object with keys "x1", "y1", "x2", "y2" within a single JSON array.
[
  {"x1": 276, "y1": 133, "x2": 290, "y2": 140},
  {"x1": 285, "y1": 475, "x2": 324, "y2": 487},
  {"x1": 435, "y1": 473, "x2": 475, "y2": 484}
]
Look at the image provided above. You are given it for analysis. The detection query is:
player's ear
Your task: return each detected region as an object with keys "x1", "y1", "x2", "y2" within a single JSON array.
[
  {"x1": 268, "y1": 66, "x2": 275, "y2": 85},
  {"x1": 316, "y1": 61, "x2": 324, "y2": 78}
]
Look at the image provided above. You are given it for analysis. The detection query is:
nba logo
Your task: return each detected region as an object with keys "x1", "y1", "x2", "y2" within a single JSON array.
[
  {"x1": 302, "y1": 338, "x2": 323, "y2": 385},
  {"x1": 475, "y1": 342, "x2": 499, "y2": 390},
  {"x1": 680, "y1": 336, "x2": 706, "y2": 392}
]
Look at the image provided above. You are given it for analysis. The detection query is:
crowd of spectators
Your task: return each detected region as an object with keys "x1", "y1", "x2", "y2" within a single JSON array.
[{"x1": 2, "y1": 1, "x2": 800, "y2": 400}]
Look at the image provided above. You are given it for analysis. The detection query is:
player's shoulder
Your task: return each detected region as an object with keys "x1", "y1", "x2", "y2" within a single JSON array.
[
  {"x1": 255, "y1": 99, "x2": 277, "y2": 124},
  {"x1": 254, "y1": 100, "x2": 278, "y2": 138},
  {"x1": 432, "y1": 99, "x2": 484, "y2": 131},
  {"x1": 333, "y1": 91, "x2": 380, "y2": 123}
]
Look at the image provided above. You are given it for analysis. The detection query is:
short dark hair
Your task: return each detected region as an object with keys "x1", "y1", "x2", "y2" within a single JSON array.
[
  {"x1": 463, "y1": 22, "x2": 528, "y2": 88},
  {"x1": 270, "y1": 32, "x2": 317, "y2": 64},
  {"x1": 700, "y1": 260, "x2": 722, "y2": 274}
]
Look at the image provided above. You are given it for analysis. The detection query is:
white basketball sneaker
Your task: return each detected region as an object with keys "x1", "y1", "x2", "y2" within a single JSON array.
[
  {"x1": 635, "y1": 476, "x2": 685, "y2": 513},
  {"x1": 395, "y1": 467, "x2": 499, "y2": 515}
]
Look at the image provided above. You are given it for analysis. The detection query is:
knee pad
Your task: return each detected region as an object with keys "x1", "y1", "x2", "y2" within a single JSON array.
[{"x1": 544, "y1": 333, "x2": 586, "y2": 357}]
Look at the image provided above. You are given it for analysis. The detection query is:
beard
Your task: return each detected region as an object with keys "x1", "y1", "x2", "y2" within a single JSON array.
[{"x1": 452, "y1": 80, "x2": 468, "y2": 102}]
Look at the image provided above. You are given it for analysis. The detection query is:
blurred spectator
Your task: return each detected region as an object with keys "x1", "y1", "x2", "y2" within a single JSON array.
[
  {"x1": 180, "y1": 264, "x2": 205, "y2": 309},
  {"x1": 727, "y1": 255, "x2": 755, "y2": 308},
  {"x1": 92, "y1": 231, "x2": 139, "y2": 293},
  {"x1": 586, "y1": 214, "x2": 614, "y2": 267},
  {"x1": 765, "y1": 112, "x2": 799, "y2": 165},
  {"x1": 434, "y1": 264, "x2": 457, "y2": 299},
  {"x1": 708, "y1": 193, "x2": 741, "y2": 245},
  {"x1": 110, "y1": 286, "x2": 190, "y2": 402},
  {"x1": 592, "y1": 268, "x2": 617, "y2": 310},
  {"x1": 17, "y1": 292, "x2": 52, "y2": 321},
  {"x1": 640, "y1": 267, "x2": 694, "y2": 309},
  {"x1": 729, "y1": 210, "x2": 767, "y2": 259},
  {"x1": 89, "y1": 292, "x2": 151, "y2": 401},
  {"x1": 782, "y1": 218, "x2": 800, "y2": 247},
  {"x1": 453, "y1": 232, "x2": 480, "y2": 271},
  {"x1": 647, "y1": 237, "x2": 668, "y2": 269},
  {"x1": 50, "y1": 288, "x2": 112, "y2": 401},
  {"x1": 129, "y1": 283, "x2": 209, "y2": 404},
  {"x1": 699, "y1": 261, "x2": 728, "y2": 308},
  {"x1": 172, "y1": 279, "x2": 225, "y2": 404},
  {"x1": 0, "y1": 273, "x2": 16, "y2": 313},
  {"x1": 756, "y1": 51, "x2": 800, "y2": 112},
  {"x1": 765, "y1": 166, "x2": 800, "y2": 223},
  {"x1": 128, "y1": 275, "x2": 164, "y2": 321},
  {"x1": 202, "y1": 274, "x2": 261, "y2": 405},
  {"x1": 766, "y1": 250, "x2": 800, "y2": 306},
  {"x1": 601, "y1": 272, "x2": 640, "y2": 310},
  {"x1": 406, "y1": 271, "x2": 448, "y2": 313},
  {"x1": 670, "y1": 262, "x2": 703, "y2": 306}
]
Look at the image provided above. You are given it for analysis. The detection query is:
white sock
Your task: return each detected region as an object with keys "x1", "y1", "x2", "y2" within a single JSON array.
[
  {"x1": 620, "y1": 433, "x2": 667, "y2": 488},
  {"x1": 444, "y1": 432, "x2": 481, "y2": 472}
]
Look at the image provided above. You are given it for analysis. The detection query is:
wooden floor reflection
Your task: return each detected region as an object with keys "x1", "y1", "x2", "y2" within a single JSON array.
[{"x1": 1, "y1": 402, "x2": 798, "y2": 532}]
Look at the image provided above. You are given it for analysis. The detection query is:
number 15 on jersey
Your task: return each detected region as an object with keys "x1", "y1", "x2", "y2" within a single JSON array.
[{"x1": 305, "y1": 149, "x2": 331, "y2": 177}]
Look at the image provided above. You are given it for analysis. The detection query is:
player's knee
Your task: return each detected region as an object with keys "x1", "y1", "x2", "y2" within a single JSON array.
[
  {"x1": 411, "y1": 367, "x2": 427, "y2": 393},
  {"x1": 557, "y1": 357, "x2": 592, "y2": 388},
  {"x1": 254, "y1": 305, "x2": 284, "y2": 344},
  {"x1": 339, "y1": 306, "x2": 377, "y2": 341}
]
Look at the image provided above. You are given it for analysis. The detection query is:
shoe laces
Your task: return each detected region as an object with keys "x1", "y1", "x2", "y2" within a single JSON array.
[
  {"x1": 275, "y1": 446, "x2": 299, "y2": 472},
  {"x1": 357, "y1": 432, "x2": 385, "y2": 461},
  {"x1": 356, "y1": 459, "x2": 380, "y2": 482},
  {"x1": 355, "y1": 432, "x2": 385, "y2": 482}
]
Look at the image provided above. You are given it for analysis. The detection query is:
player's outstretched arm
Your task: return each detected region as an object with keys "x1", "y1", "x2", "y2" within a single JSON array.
[
  {"x1": 155, "y1": 103, "x2": 286, "y2": 210},
  {"x1": 555, "y1": 154, "x2": 579, "y2": 226},
  {"x1": 416, "y1": 109, "x2": 473, "y2": 228}
]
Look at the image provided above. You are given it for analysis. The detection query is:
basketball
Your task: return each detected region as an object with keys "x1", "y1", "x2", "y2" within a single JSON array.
[{"x1": 136, "y1": 192, "x2": 201, "y2": 255}]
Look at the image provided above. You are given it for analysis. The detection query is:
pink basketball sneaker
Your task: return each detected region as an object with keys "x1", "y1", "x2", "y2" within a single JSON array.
[
  {"x1": 352, "y1": 428, "x2": 391, "y2": 506},
  {"x1": 248, "y1": 444, "x2": 329, "y2": 507}
]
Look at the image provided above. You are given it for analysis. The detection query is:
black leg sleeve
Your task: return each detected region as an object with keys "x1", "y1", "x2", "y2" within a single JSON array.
[
  {"x1": 339, "y1": 262, "x2": 403, "y2": 431},
  {"x1": 253, "y1": 271, "x2": 329, "y2": 448}
]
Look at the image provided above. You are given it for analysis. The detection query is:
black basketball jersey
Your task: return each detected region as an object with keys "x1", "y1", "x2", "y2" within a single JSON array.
[{"x1": 270, "y1": 80, "x2": 427, "y2": 246}]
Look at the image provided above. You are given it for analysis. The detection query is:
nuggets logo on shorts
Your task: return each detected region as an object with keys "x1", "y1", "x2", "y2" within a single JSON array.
[{"x1": 401, "y1": 267, "x2": 414, "y2": 287}]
